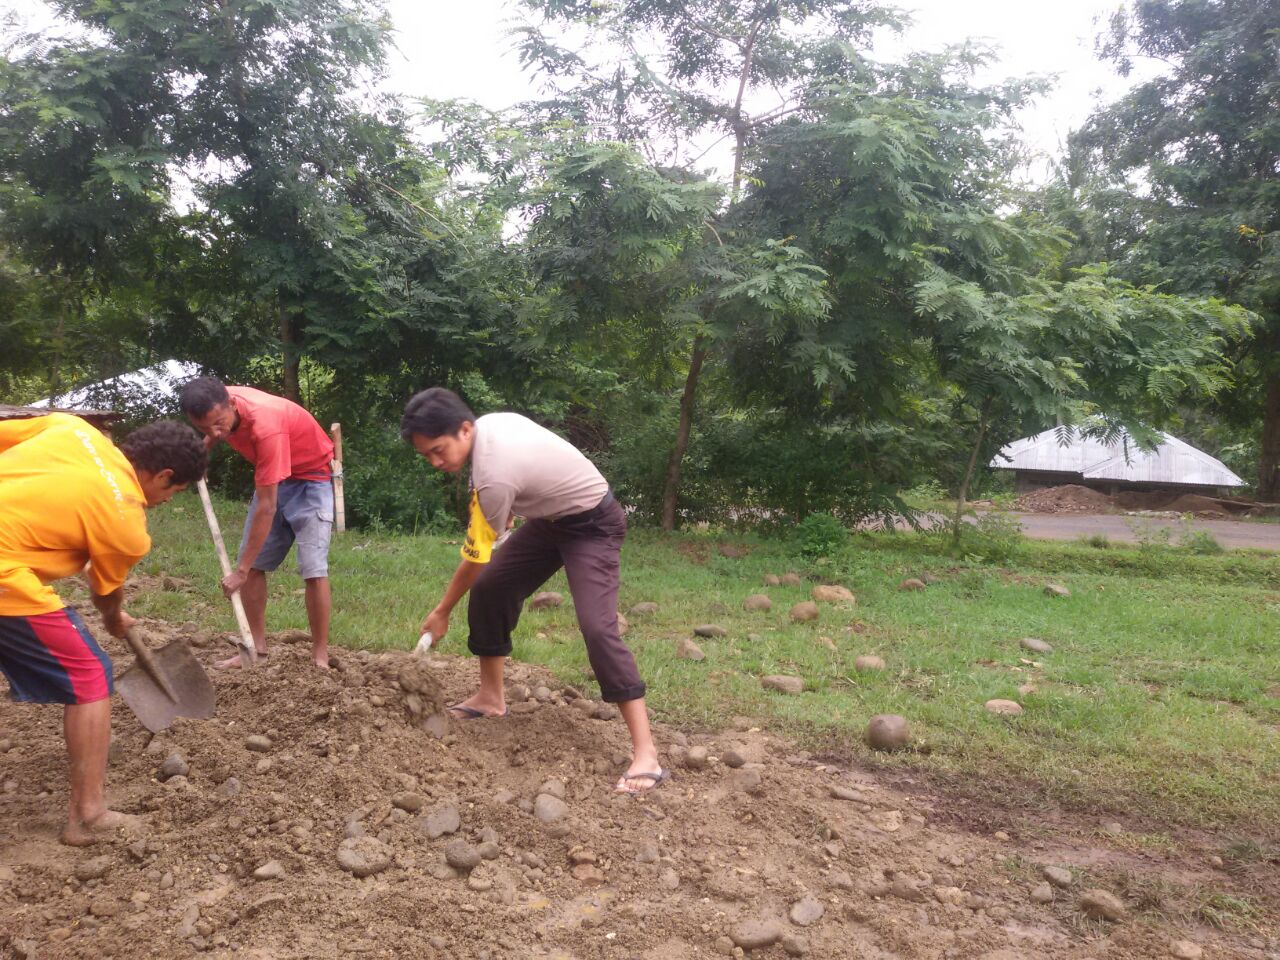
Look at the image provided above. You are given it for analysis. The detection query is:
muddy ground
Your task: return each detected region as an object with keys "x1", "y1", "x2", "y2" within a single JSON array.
[{"x1": 2, "y1": 618, "x2": 1277, "y2": 960}]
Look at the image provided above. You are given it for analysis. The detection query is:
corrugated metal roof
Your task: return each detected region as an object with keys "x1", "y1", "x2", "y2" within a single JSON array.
[{"x1": 990, "y1": 427, "x2": 1244, "y2": 487}]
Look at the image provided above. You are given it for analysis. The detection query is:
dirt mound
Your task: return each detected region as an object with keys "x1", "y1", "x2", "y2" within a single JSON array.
[
  {"x1": 0, "y1": 624, "x2": 1269, "y2": 959},
  {"x1": 1016, "y1": 484, "x2": 1115, "y2": 514}
]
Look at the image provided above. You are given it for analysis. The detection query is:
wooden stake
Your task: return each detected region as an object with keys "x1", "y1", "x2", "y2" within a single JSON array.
[{"x1": 330, "y1": 422, "x2": 346, "y2": 533}]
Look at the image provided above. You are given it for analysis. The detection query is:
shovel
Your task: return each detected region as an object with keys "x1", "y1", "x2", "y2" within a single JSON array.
[
  {"x1": 196, "y1": 477, "x2": 258, "y2": 667},
  {"x1": 116, "y1": 626, "x2": 216, "y2": 733}
]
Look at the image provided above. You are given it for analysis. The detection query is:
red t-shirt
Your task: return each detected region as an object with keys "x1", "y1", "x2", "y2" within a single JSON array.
[{"x1": 225, "y1": 386, "x2": 334, "y2": 486}]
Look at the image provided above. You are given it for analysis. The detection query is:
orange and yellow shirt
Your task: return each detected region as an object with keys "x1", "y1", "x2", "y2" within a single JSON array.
[{"x1": 0, "y1": 414, "x2": 150, "y2": 615}]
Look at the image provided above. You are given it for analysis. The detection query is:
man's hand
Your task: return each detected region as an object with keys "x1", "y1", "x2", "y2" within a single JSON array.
[
  {"x1": 221, "y1": 568, "x2": 249, "y2": 597},
  {"x1": 422, "y1": 608, "x2": 450, "y2": 644},
  {"x1": 102, "y1": 609, "x2": 136, "y2": 640}
]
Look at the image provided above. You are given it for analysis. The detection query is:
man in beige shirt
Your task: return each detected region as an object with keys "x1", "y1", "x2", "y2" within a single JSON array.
[{"x1": 403, "y1": 388, "x2": 664, "y2": 794}]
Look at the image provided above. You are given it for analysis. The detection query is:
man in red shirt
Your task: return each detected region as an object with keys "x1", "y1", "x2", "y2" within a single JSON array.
[{"x1": 180, "y1": 377, "x2": 334, "y2": 669}]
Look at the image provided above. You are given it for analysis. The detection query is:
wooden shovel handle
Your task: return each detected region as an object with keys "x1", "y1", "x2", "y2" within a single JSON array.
[
  {"x1": 196, "y1": 478, "x2": 257, "y2": 662},
  {"x1": 123, "y1": 626, "x2": 179, "y2": 702}
]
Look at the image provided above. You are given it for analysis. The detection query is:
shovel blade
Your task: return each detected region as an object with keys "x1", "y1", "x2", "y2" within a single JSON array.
[{"x1": 116, "y1": 639, "x2": 216, "y2": 733}]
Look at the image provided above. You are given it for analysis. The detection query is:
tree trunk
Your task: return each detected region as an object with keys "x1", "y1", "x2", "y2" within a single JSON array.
[
  {"x1": 279, "y1": 303, "x2": 300, "y2": 403},
  {"x1": 661, "y1": 336, "x2": 709, "y2": 532},
  {"x1": 953, "y1": 402, "x2": 991, "y2": 546},
  {"x1": 1259, "y1": 369, "x2": 1280, "y2": 501}
]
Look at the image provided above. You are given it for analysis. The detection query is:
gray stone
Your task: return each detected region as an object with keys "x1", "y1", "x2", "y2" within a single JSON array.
[
  {"x1": 529, "y1": 591, "x2": 563, "y2": 610},
  {"x1": 676, "y1": 638, "x2": 706, "y2": 662},
  {"x1": 419, "y1": 804, "x2": 461, "y2": 839},
  {"x1": 539, "y1": 778, "x2": 566, "y2": 798},
  {"x1": 391, "y1": 792, "x2": 424, "y2": 813},
  {"x1": 694, "y1": 624, "x2": 728, "y2": 638},
  {"x1": 789, "y1": 894, "x2": 825, "y2": 927},
  {"x1": 865, "y1": 714, "x2": 911, "y2": 751},
  {"x1": 729, "y1": 918, "x2": 785, "y2": 950},
  {"x1": 214, "y1": 777, "x2": 241, "y2": 798},
  {"x1": 720, "y1": 748, "x2": 746, "y2": 769},
  {"x1": 761, "y1": 675, "x2": 804, "y2": 695},
  {"x1": 789, "y1": 601, "x2": 819, "y2": 623},
  {"x1": 74, "y1": 856, "x2": 113, "y2": 881},
  {"x1": 782, "y1": 933, "x2": 809, "y2": 956},
  {"x1": 742, "y1": 594, "x2": 773, "y2": 612},
  {"x1": 628, "y1": 602, "x2": 660, "y2": 617},
  {"x1": 854, "y1": 655, "x2": 886, "y2": 672},
  {"x1": 1030, "y1": 882, "x2": 1055, "y2": 904},
  {"x1": 245, "y1": 735, "x2": 272, "y2": 753},
  {"x1": 1042, "y1": 865, "x2": 1073, "y2": 888},
  {"x1": 1021, "y1": 637, "x2": 1054, "y2": 654},
  {"x1": 684, "y1": 746, "x2": 709, "y2": 770},
  {"x1": 158, "y1": 752, "x2": 189, "y2": 782},
  {"x1": 252, "y1": 860, "x2": 284, "y2": 881},
  {"x1": 444, "y1": 839, "x2": 481, "y2": 872},
  {"x1": 533, "y1": 794, "x2": 568, "y2": 824},
  {"x1": 336, "y1": 837, "x2": 392, "y2": 878},
  {"x1": 1078, "y1": 888, "x2": 1127, "y2": 922},
  {"x1": 1044, "y1": 583, "x2": 1071, "y2": 598},
  {"x1": 1170, "y1": 941, "x2": 1203, "y2": 960}
]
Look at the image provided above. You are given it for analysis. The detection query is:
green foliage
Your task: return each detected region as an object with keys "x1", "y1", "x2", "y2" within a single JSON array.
[
  {"x1": 943, "y1": 510, "x2": 1025, "y2": 566},
  {"x1": 793, "y1": 513, "x2": 848, "y2": 560},
  {"x1": 1181, "y1": 529, "x2": 1226, "y2": 556},
  {"x1": 343, "y1": 424, "x2": 456, "y2": 534}
]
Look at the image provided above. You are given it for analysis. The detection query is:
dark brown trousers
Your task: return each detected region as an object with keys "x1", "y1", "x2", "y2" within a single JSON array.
[{"x1": 466, "y1": 495, "x2": 645, "y2": 702}]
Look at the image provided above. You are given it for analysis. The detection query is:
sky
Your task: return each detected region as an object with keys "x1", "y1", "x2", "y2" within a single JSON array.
[
  {"x1": 380, "y1": 0, "x2": 1158, "y2": 184},
  {"x1": 1, "y1": 0, "x2": 1159, "y2": 185}
]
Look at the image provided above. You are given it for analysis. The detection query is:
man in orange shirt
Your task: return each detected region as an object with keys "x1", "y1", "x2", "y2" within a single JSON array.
[
  {"x1": 0, "y1": 414, "x2": 207, "y2": 845},
  {"x1": 179, "y1": 377, "x2": 335, "y2": 669}
]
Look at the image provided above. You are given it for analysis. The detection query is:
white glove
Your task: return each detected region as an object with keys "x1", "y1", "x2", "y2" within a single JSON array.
[{"x1": 415, "y1": 631, "x2": 434, "y2": 655}]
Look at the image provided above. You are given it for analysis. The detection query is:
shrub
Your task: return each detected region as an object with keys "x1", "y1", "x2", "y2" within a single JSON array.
[{"x1": 795, "y1": 512, "x2": 849, "y2": 560}]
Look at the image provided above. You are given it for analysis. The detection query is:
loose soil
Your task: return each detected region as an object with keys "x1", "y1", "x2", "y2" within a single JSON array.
[
  {"x1": 2, "y1": 620, "x2": 1276, "y2": 959},
  {"x1": 1017, "y1": 485, "x2": 1276, "y2": 520}
]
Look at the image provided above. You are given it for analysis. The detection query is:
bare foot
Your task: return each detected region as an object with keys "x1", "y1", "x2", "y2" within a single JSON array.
[
  {"x1": 214, "y1": 649, "x2": 267, "y2": 670},
  {"x1": 312, "y1": 646, "x2": 329, "y2": 669},
  {"x1": 61, "y1": 810, "x2": 145, "y2": 846}
]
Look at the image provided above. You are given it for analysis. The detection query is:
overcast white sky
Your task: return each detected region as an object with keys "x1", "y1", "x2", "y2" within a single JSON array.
[
  {"x1": 382, "y1": 0, "x2": 1155, "y2": 183},
  {"x1": 3, "y1": 0, "x2": 1157, "y2": 185}
]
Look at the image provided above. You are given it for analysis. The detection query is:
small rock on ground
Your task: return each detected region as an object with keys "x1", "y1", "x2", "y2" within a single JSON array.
[
  {"x1": 1078, "y1": 888, "x2": 1127, "y2": 922},
  {"x1": 761, "y1": 675, "x2": 804, "y2": 695},
  {"x1": 694, "y1": 624, "x2": 728, "y2": 638},
  {"x1": 253, "y1": 860, "x2": 284, "y2": 881},
  {"x1": 789, "y1": 894, "x2": 824, "y2": 927},
  {"x1": 1042, "y1": 865, "x2": 1073, "y2": 888},
  {"x1": 898, "y1": 578, "x2": 926, "y2": 591},
  {"x1": 811, "y1": 585, "x2": 854, "y2": 603},
  {"x1": 985, "y1": 699, "x2": 1023, "y2": 716},
  {"x1": 529, "y1": 591, "x2": 564, "y2": 609},
  {"x1": 534, "y1": 794, "x2": 569, "y2": 824},
  {"x1": 742, "y1": 594, "x2": 772, "y2": 612},
  {"x1": 1044, "y1": 583, "x2": 1071, "y2": 598},
  {"x1": 1029, "y1": 882, "x2": 1054, "y2": 904},
  {"x1": 676, "y1": 638, "x2": 706, "y2": 661},
  {"x1": 157, "y1": 753, "x2": 188, "y2": 782},
  {"x1": 1021, "y1": 637, "x2": 1054, "y2": 654},
  {"x1": 789, "y1": 601, "x2": 819, "y2": 623},
  {"x1": 730, "y1": 919, "x2": 785, "y2": 950},
  {"x1": 628, "y1": 601, "x2": 659, "y2": 616},
  {"x1": 865, "y1": 714, "x2": 910, "y2": 751},
  {"x1": 336, "y1": 837, "x2": 392, "y2": 878},
  {"x1": 854, "y1": 655, "x2": 885, "y2": 672},
  {"x1": 1169, "y1": 941, "x2": 1203, "y2": 959}
]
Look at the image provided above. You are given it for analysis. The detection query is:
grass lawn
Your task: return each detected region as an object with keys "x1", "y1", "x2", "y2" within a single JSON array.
[{"x1": 126, "y1": 497, "x2": 1280, "y2": 837}]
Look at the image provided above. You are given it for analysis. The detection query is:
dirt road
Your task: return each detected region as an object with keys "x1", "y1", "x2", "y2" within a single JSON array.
[{"x1": 1010, "y1": 512, "x2": 1280, "y2": 551}]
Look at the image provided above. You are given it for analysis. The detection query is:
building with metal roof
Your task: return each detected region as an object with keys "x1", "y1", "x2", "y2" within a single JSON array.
[{"x1": 990, "y1": 427, "x2": 1244, "y2": 494}]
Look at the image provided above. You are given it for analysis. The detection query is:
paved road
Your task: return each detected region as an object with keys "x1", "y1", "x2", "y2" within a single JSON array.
[{"x1": 1008, "y1": 512, "x2": 1280, "y2": 551}]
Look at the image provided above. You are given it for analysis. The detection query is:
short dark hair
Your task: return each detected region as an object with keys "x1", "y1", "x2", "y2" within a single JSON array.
[
  {"x1": 119, "y1": 421, "x2": 209, "y2": 485},
  {"x1": 400, "y1": 388, "x2": 476, "y2": 441},
  {"x1": 179, "y1": 376, "x2": 230, "y2": 418}
]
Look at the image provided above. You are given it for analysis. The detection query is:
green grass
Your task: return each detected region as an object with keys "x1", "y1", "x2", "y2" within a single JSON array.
[{"x1": 123, "y1": 497, "x2": 1280, "y2": 836}]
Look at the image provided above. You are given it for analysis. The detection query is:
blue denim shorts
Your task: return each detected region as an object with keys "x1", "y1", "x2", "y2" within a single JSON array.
[{"x1": 240, "y1": 479, "x2": 334, "y2": 579}]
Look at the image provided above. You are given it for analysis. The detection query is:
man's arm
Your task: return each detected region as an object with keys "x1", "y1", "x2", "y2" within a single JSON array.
[
  {"x1": 222, "y1": 482, "x2": 278, "y2": 597},
  {"x1": 91, "y1": 587, "x2": 135, "y2": 639},
  {"x1": 421, "y1": 559, "x2": 485, "y2": 642}
]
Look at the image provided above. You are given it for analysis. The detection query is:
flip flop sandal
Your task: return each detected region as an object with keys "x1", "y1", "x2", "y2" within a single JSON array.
[
  {"x1": 615, "y1": 768, "x2": 671, "y2": 795},
  {"x1": 447, "y1": 704, "x2": 509, "y2": 719}
]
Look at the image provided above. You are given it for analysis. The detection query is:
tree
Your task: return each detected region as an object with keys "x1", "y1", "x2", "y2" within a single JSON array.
[{"x1": 1071, "y1": 0, "x2": 1280, "y2": 496}]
